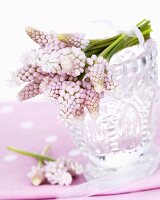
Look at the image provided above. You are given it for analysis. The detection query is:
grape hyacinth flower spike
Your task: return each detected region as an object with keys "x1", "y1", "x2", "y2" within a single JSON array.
[
  {"x1": 87, "y1": 55, "x2": 114, "y2": 93},
  {"x1": 25, "y1": 26, "x2": 67, "y2": 53},
  {"x1": 58, "y1": 33, "x2": 89, "y2": 49},
  {"x1": 58, "y1": 81, "x2": 86, "y2": 120},
  {"x1": 18, "y1": 80, "x2": 42, "y2": 101}
]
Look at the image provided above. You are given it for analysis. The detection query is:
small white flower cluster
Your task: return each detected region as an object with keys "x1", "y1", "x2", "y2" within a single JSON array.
[
  {"x1": 22, "y1": 47, "x2": 86, "y2": 77},
  {"x1": 58, "y1": 47, "x2": 86, "y2": 76},
  {"x1": 41, "y1": 47, "x2": 86, "y2": 77},
  {"x1": 28, "y1": 158, "x2": 83, "y2": 186},
  {"x1": 45, "y1": 158, "x2": 83, "y2": 186}
]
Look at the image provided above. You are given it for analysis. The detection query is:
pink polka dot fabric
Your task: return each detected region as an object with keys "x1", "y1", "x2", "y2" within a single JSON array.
[{"x1": 1, "y1": 102, "x2": 160, "y2": 200}]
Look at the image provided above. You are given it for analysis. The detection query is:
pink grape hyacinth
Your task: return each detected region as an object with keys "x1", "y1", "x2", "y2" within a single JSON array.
[{"x1": 9, "y1": 25, "x2": 117, "y2": 121}]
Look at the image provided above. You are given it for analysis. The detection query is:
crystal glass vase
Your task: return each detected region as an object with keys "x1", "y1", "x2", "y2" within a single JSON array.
[{"x1": 68, "y1": 39, "x2": 160, "y2": 183}]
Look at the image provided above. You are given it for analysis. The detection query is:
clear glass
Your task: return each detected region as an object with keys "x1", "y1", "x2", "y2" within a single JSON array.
[{"x1": 67, "y1": 39, "x2": 160, "y2": 183}]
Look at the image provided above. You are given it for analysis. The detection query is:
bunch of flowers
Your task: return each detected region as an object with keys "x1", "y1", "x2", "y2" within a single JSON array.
[
  {"x1": 9, "y1": 19, "x2": 152, "y2": 121},
  {"x1": 8, "y1": 145, "x2": 83, "y2": 186}
]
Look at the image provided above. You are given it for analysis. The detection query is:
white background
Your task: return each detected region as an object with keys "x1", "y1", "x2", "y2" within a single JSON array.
[{"x1": 0, "y1": 0, "x2": 160, "y2": 101}]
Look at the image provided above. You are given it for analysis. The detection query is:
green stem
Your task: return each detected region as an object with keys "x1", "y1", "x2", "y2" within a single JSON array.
[
  {"x1": 84, "y1": 42, "x2": 97, "y2": 52},
  {"x1": 85, "y1": 47, "x2": 104, "y2": 57},
  {"x1": 92, "y1": 34, "x2": 120, "y2": 45},
  {"x1": 7, "y1": 146, "x2": 55, "y2": 162},
  {"x1": 84, "y1": 35, "x2": 120, "y2": 52},
  {"x1": 138, "y1": 20, "x2": 150, "y2": 31},
  {"x1": 86, "y1": 41, "x2": 113, "y2": 51},
  {"x1": 136, "y1": 18, "x2": 146, "y2": 27},
  {"x1": 107, "y1": 39, "x2": 125, "y2": 61},
  {"x1": 99, "y1": 34, "x2": 126, "y2": 58},
  {"x1": 89, "y1": 39, "x2": 102, "y2": 43}
]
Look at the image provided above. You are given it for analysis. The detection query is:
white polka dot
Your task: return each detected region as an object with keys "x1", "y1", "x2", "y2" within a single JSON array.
[
  {"x1": 21, "y1": 121, "x2": 34, "y2": 129},
  {"x1": 68, "y1": 149, "x2": 81, "y2": 157},
  {"x1": 1, "y1": 105, "x2": 14, "y2": 114},
  {"x1": 4, "y1": 154, "x2": 17, "y2": 162},
  {"x1": 45, "y1": 135, "x2": 58, "y2": 143}
]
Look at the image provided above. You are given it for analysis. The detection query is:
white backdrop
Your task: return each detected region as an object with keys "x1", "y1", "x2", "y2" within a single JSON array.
[{"x1": 0, "y1": 0, "x2": 160, "y2": 101}]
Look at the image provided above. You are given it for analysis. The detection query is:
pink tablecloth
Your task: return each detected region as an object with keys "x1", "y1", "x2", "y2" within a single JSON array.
[{"x1": 1, "y1": 102, "x2": 160, "y2": 200}]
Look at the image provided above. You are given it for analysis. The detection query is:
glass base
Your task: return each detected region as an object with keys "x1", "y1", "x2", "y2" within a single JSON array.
[{"x1": 84, "y1": 146, "x2": 160, "y2": 186}]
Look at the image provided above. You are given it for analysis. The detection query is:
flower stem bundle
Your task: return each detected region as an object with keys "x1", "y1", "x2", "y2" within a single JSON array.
[{"x1": 9, "y1": 19, "x2": 152, "y2": 120}]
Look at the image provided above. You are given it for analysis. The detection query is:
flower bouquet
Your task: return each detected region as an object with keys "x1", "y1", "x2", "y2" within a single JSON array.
[{"x1": 9, "y1": 19, "x2": 160, "y2": 186}]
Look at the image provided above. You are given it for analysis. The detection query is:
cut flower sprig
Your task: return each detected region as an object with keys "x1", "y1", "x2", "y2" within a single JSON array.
[
  {"x1": 8, "y1": 145, "x2": 83, "y2": 186},
  {"x1": 9, "y1": 19, "x2": 152, "y2": 121}
]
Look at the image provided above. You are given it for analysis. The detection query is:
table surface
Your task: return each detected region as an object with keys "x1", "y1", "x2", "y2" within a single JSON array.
[{"x1": 1, "y1": 102, "x2": 160, "y2": 200}]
